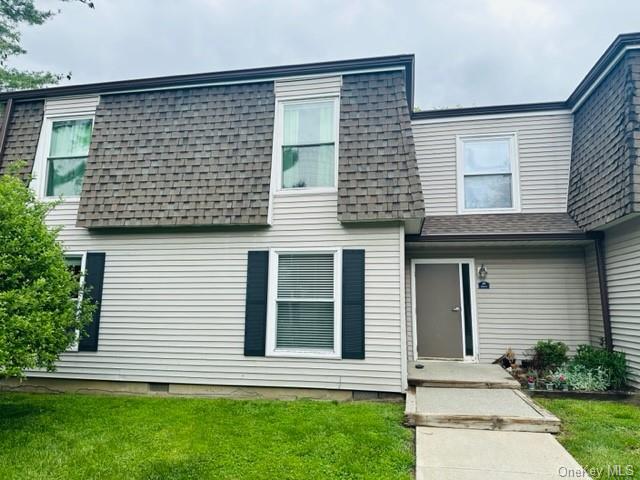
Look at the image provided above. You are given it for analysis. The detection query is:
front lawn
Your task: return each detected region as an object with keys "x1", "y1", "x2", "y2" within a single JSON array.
[
  {"x1": 538, "y1": 398, "x2": 640, "y2": 479},
  {"x1": 0, "y1": 392, "x2": 413, "y2": 480}
]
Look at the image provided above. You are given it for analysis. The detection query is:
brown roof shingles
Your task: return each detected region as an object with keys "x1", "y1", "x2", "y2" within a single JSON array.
[
  {"x1": 419, "y1": 213, "x2": 584, "y2": 237},
  {"x1": 337, "y1": 71, "x2": 424, "y2": 223},
  {"x1": 0, "y1": 100, "x2": 44, "y2": 177},
  {"x1": 568, "y1": 50, "x2": 640, "y2": 230},
  {"x1": 77, "y1": 82, "x2": 275, "y2": 228}
]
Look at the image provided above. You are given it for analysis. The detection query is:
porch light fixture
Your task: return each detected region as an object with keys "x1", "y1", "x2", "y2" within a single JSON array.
[{"x1": 478, "y1": 264, "x2": 488, "y2": 280}]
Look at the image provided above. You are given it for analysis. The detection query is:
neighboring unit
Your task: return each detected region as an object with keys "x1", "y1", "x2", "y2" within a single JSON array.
[{"x1": 0, "y1": 33, "x2": 639, "y2": 395}]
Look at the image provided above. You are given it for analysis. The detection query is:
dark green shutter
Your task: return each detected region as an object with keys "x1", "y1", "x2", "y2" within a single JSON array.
[
  {"x1": 79, "y1": 252, "x2": 106, "y2": 352},
  {"x1": 244, "y1": 251, "x2": 269, "y2": 356},
  {"x1": 342, "y1": 249, "x2": 365, "y2": 359}
]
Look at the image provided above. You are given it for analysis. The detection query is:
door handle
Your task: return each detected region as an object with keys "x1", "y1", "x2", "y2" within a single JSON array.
[{"x1": 451, "y1": 306, "x2": 461, "y2": 312}]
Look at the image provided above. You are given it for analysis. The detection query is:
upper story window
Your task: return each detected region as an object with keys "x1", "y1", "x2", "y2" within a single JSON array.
[
  {"x1": 46, "y1": 118, "x2": 93, "y2": 197},
  {"x1": 32, "y1": 96, "x2": 99, "y2": 201},
  {"x1": 457, "y1": 134, "x2": 519, "y2": 213},
  {"x1": 278, "y1": 98, "x2": 339, "y2": 191}
]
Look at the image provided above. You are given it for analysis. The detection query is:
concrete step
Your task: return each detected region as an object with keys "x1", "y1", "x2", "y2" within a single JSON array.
[
  {"x1": 405, "y1": 387, "x2": 560, "y2": 433},
  {"x1": 416, "y1": 427, "x2": 590, "y2": 479},
  {"x1": 408, "y1": 361, "x2": 520, "y2": 389}
]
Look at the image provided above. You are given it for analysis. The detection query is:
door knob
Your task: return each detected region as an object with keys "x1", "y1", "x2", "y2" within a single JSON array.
[{"x1": 452, "y1": 306, "x2": 461, "y2": 312}]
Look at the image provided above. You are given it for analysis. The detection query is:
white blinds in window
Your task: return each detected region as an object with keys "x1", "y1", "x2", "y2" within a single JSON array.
[{"x1": 276, "y1": 253, "x2": 335, "y2": 350}]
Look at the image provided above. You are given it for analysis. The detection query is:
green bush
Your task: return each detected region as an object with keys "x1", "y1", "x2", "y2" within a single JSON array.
[
  {"x1": 532, "y1": 340, "x2": 569, "y2": 372},
  {"x1": 0, "y1": 163, "x2": 94, "y2": 378},
  {"x1": 571, "y1": 345, "x2": 627, "y2": 390}
]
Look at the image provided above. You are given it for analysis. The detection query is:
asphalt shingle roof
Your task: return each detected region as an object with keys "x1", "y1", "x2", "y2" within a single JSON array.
[
  {"x1": 419, "y1": 213, "x2": 583, "y2": 237},
  {"x1": 0, "y1": 100, "x2": 44, "y2": 177},
  {"x1": 337, "y1": 71, "x2": 424, "y2": 222},
  {"x1": 77, "y1": 82, "x2": 275, "y2": 228}
]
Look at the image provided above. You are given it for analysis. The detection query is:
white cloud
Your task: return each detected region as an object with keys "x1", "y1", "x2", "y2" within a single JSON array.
[{"x1": 13, "y1": 0, "x2": 640, "y2": 109}]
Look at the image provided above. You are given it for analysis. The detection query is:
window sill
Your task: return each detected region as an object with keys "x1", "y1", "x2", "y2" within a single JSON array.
[
  {"x1": 267, "y1": 349, "x2": 341, "y2": 360},
  {"x1": 39, "y1": 195, "x2": 81, "y2": 203},
  {"x1": 458, "y1": 208, "x2": 521, "y2": 215},
  {"x1": 274, "y1": 187, "x2": 337, "y2": 197}
]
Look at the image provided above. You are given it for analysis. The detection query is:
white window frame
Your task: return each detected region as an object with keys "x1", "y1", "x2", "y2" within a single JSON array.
[
  {"x1": 32, "y1": 114, "x2": 95, "y2": 202},
  {"x1": 266, "y1": 248, "x2": 342, "y2": 359},
  {"x1": 272, "y1": 95, "x2": 340, "y2": 195},
  {"x1": 456, "y1": 133, "x2": 520, "y2": 214},
  {"x1": 64, "y1": 251, "x2": 87, "y2": 353}
]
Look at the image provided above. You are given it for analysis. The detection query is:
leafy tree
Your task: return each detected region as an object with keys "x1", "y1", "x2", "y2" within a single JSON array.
[
  {"x1": 0, "y1": 163, "x2": 94, "y2": 377},
  {"x1": 0, "y1": 0, "x2": 94, "y2": 91}
]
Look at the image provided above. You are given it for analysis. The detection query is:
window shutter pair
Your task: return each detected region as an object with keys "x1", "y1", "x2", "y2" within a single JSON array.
[
  {"x1": 78, "y1": 252, "x2": 106, "y2": 352},
  {"x1": 243, "y1": 250, "x2": 365, "y2": 359}
]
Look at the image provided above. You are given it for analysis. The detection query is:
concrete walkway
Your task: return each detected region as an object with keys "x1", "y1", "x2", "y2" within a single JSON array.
[
  {"x1": 408, "y1": 361, "x2": 589, "y2": 479},
  {"x1": 408, "y1": 361, "x2": 520, "y2": 388},
  {"x1": 416, "y1": 428, "x2": 589, "y2": 480}
]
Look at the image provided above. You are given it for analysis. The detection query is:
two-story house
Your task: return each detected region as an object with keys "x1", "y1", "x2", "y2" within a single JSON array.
[{"x1": 1, "y1": 33, "x2": 638, "y2": 397}]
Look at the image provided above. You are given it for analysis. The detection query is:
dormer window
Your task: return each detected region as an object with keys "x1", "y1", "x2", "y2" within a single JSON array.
[
  {"x1": 45, "y1": 118, "x2": 93, "y2": 197},
  {"x1": 278, "y1": 98, "x2": 339, "y2": 191},
  {"x1": 457, "y1": 134, "x2": 520, "y2": 213}
]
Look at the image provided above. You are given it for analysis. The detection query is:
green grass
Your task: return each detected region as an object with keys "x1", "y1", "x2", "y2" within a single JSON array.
[
  {"x1": 538, "y1": 398, "x2": 640, "y2": 479},
  {"x1": 0, "y1": 392, "x2": 413, "y2": 480}
]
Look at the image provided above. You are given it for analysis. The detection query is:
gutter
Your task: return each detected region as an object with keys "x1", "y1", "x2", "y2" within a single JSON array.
[
  {"x1": 404, "y1": 232, "x2": 600, "y2": 243},
  {"x1": 594, "y1": 235, "x2": 614, "y2": 351}
]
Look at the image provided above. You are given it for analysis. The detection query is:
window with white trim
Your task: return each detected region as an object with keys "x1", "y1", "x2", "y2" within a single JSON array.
[
  {"x1": 45, "y1": 118, "x2": 93, "y2": 197},
  {"x1": 458, "y1": 135, "x2": 518, "y2": 212},
  {"x1": 271, "y1": 251, "x2": 340, "y2": 355},
  {"x1": 278, "y1": 98, "x2": 338, "y2": 190}
]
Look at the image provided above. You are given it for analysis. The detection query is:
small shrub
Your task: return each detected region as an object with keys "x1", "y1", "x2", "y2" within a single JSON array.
[
  {"x1": 572, "y1": 345, "x2": 627, "y2": 390},
  {"x1": 554, "y1": 364, "x2": 608, "y2": 391},
  {"x1": 532, "y1": 340, "x2": 569, "y2": 372}
]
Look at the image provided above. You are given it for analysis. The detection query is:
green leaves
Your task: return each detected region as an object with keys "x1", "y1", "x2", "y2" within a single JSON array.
[
  {"x1": 0, "y1": 0, "x2": 94, "y2": 91},
  {"x1": 0, "y1": 163, "x2": 94, "y2": 377}
]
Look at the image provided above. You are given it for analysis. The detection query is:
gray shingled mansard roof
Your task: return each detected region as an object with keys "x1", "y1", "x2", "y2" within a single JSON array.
[
  {"x1": 0, "y1": 57, "x2": 425, "y2": 229},
  {"x1": 77, "y1": 82, "x2": 276, "y2": 227}
]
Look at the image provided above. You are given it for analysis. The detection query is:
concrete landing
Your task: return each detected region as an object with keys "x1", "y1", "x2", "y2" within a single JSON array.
[
  {"x1": 408, "y1": 361, "x2": 520, "y2": 389},
  {"x1": 406, "y1": 387, "x2": 560, "y2": 433},
  {"x1": 416, "y1": 427, "x2": 590, "y2": 479}
]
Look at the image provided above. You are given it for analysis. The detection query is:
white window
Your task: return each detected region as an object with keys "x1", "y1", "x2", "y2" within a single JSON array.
[
  {"x1": 64, "y1": 253, "x2": 86, "y2": 352},
  {"x1": 267, "y1": 250, "x2": 341, "y2": 357},
  {"x1": 457, "y1": 134, "x2": 519, "y2": 213},
  {"x1": 44, "y1": 118, "x2": 93, "y2": 197},
  {"x1": 276, "y1": 98, "x2": 339, "y2": 191}
]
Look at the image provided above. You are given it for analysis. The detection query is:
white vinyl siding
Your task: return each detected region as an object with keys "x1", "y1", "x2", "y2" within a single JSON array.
[
  {"x1": 37, "y1": 192, "x2": 404, "y2": 393},
  {"x1": 412, "y1": 113, "x2": 573, "y2": 215},
  {"x1": 405, "y1": 247, "x2": 590, "y2": 363},
  {"x1": 604, "y1": 217, "x2": 640, "y2": 388},
  {"x1": 274, "y1": 76, "x2": 342, "y2": 99}
]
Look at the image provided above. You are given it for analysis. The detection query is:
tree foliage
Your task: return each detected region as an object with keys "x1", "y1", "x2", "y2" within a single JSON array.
[
  {"x1": 0, "y1": 163, "x2": 94, "y2": 377},
  {"x1": 0, "y1": 0, "x2": 94, "y2": 91}
]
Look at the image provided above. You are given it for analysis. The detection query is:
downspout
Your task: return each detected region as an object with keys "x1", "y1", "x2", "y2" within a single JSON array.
[
  {"x1": 0, "y1": 98, "x2": 14, "y2": 160},
  {"x1": 594, "y1": 234, "x2": 613, "y2": 351}
]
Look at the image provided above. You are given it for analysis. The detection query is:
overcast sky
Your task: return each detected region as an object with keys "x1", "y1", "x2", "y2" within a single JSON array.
[{"x1": 12, "y1": 0, "x2": 640, "y2": 109}]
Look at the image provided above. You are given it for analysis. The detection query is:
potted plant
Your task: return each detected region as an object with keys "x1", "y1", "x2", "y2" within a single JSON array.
[
  {"x1": 545, "y1": 376, "x2": 554, "y2": 390},
  {"x1": 526, "y1": 374, "x2": 536, "y2": 390},
  {"x1": 557, "y1": 374, "x2": 568, "y2": 391}
]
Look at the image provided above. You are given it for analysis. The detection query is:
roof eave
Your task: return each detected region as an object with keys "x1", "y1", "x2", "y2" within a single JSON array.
[
  {"x1": 0, "y1": 54, "x2": 416, "y2": 108},
  {"x1": 405, "y1": 232, "x2": 602, "y2": 243}
]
